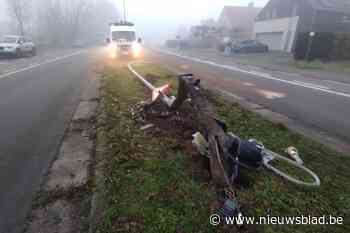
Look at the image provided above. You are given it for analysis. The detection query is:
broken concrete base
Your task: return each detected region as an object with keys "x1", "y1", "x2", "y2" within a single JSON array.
[
  {"x1": 45, "y1": 132, "x2": 92, "y2": 191},
  {"x1": 26, "y1": 200, "x2": 80, "y2": 233}
]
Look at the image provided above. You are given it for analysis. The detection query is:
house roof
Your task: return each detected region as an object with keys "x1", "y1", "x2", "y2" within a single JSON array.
[
  {"x1": 219, "y1": 6, "x2": 262, "y2": 29},
  {"x1": 307, "y1": 0, "x2": 350, "y2": 14}
]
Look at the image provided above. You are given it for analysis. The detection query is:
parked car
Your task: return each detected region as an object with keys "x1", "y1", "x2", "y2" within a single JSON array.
[
  {"x1": 232, "y1": 40, "x2": 269, "y2": 53},
  {"x1": 0, "y1": 35, "x2": 36, "y2": 58}
]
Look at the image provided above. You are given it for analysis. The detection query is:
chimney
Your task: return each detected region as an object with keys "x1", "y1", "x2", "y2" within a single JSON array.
[{"x1": 248, "y1": 2, "x2": 255, "y2": 7}]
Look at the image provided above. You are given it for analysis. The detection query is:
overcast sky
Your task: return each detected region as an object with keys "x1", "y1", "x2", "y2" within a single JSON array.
[
  {"x1": 0, "y1": 0, "x2": 270, "y2": 42},
  {"x1": 0, "y1": 0, "x2": 7, "y2": 20},
  {"x1": 117, "y1": 0, "x2": 268, "y2": 23},
  {"x1": 114, "y1": 0, "x2": 269, "y2": 42}
]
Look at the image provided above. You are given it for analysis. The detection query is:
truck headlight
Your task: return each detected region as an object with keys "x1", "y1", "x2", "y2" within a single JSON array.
[
  {"x1": 108, "y1": 43, "x2": 117, "y2": 51},
  {"x1": 108, "y1": 43, "x2": 117, "y2": 58},
  {"x1": 132, "y1": 42, "x2": 142, "y2": 57}
]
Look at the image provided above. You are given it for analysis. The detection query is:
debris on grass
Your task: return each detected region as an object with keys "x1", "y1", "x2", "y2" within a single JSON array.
[
  {"x1": 92, "y1": 61, "x2": 350, "y2": 233},
  {"x1": 140, "y1": 123, "x2": 155, "y2": 131}
]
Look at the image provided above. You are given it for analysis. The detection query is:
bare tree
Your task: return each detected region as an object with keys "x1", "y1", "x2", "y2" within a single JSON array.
[
  {"x1": 6, "y1": 0, "x2": 31, "y2": 36},
  {"x1": 19, "y1": 0, "x2": 119, "y2": 46}
]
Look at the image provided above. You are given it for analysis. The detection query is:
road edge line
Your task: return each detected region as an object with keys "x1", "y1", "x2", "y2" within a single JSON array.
[{"x1": 0, "y1": 50, "x2": 86, "y2": 80}]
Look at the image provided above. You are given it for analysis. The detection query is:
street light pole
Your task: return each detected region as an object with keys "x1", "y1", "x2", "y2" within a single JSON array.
[
  {"x1": 123, "y1": 0, "x2": 127, "y2": 22},
  {"x1": 306, "y1": 9, "x2": 317, "y2": 61}
]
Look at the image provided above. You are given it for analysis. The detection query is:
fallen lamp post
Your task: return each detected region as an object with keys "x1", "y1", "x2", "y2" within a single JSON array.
[{"x1": 128, "y1": 62, "x2": 320, "y2": 220}]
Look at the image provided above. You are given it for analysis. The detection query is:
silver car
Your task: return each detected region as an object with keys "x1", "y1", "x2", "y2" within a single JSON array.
[{"x1": 0, "y1": 35, "x2": 36, "y2": 58}]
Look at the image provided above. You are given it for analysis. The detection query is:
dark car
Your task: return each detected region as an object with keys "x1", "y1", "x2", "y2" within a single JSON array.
[{"x1": 232, "y1": 40, "x2": 269, "y2": 53}]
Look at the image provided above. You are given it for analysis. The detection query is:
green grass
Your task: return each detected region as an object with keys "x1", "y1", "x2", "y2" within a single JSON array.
[
  {"x1": 291, "y1": 60, "x2": 325, "y2": 70},
  {"x1": 127, "y1": 63, "x2": 350, "y2": 233},
  {"x1": 96, "y1": 66, "x2": 216, "y2": 233},
  {"x1": 96, "y1": 63, "x2": 350, "y2": 233},
  {"x1": 291, "y1": 60, "x2": 350, "y2": 74},
  {"x1": 213, "y1": 97, "x2": 350, "y2": 231},
  {"x1": 232, "y1": 52, "x2": 350, "y2": 75}
]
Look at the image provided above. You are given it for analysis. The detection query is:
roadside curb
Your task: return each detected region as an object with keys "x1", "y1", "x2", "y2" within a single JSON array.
[
  {"x1": 88, "y1": 123, "x2": 105, "y2": 233},
  {"x1": 25, "y1": 77, "x2": 100, "y2": 233}
]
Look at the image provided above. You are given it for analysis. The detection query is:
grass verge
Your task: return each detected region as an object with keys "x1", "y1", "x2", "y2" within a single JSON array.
[
  {"x1": 96, "y1": 63, "x2": 350, "y2": 233},
  {"x1": 290, "y1": 60, "x2": 350, "y2": 74},
  {"x1": 96, "y1": 66, "x2": 216, "y2": 233}
]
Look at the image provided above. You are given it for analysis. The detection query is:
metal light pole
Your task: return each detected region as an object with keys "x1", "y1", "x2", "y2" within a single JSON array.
[
  {"x1": 306, "y1": 9, "x2": 317, "y2": 61},
  {"x1": 305, "y1": 31, "x2": 315, "y2": 61},
  {"x1": 123, "y1": 0, "x2": 127, "y2": 22}
]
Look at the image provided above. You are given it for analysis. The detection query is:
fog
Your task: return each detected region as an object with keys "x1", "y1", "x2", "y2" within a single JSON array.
[
  {"x1": 1, "y1": 0, "x2": 268, "y2": 45},
  {"x1": 115, "y1": 0, "x2": 269, "y2": 44},
  {"x1": 0, "y1": 0, "x2": 8, "y2": 20},
  {"x1": 1, "y1": 0, "x2": 120, "y2": 46}
]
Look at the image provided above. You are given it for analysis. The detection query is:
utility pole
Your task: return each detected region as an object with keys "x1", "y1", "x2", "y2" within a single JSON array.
[
  {"x1": 123, "y1": 0, "x2": 127, "y2": 22},
  {"x1": 306, "y1": 9, "x2": 317, "y2": 61}
]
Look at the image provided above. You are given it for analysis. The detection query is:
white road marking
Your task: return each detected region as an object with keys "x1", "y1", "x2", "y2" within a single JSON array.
[
  {"x1": 256, "y1": 89, "x2": 287, "y2": 100},
  {"x1": 292, "y1": 80, "x2": 330, "y2": 90},
  {"x1": 0, "y1": 50, "x2": 85, "y2": 80},
  {"x1": 243, "y1": 82, "x2": 255, "y2": 87},
  {"x1": 249, "y1": 70, "x2": 273, "y2": 77},
  {"x1": 155, "y1": 49, "x2": 350, "y2": 99},
  {"x1": 218, "y1": 89, "x2": 244, "y2": 100}
]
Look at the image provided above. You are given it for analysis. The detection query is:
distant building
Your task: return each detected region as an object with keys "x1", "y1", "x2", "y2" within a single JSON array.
[
  {"x1": 218, "y1": 4, "x2": 262, "y2": 42},
  {"x1": 254, "y1": 0, "x2": 350, "y2": 52}
]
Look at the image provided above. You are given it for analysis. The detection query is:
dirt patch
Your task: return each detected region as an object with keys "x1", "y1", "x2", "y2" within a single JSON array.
[{"x1": 133, "y1": 98, "x2": 212, "y2": 183}]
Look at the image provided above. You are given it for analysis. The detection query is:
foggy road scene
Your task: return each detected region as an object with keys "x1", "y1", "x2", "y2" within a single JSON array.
[{"x1": 0, "y1": 0, "x2": 350, "y2": 233}]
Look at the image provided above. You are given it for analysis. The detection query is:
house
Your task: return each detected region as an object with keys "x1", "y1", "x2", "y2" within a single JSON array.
[
  {"x1": 254, "y1": 0, "x2": 350, "y2": 52},
  {"x1": 218, "y1": 4, "x2": 262, "y2": 42}
]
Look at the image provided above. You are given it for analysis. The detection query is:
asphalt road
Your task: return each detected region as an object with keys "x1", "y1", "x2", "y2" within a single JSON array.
[
  {"x1": 147, "y1": 48, "x2": 350, "y2": 151},
  {"x1": 1, "y1": 45, "x2": 349, "y2": 233},
  {"x1": 0, "y1": 48, "x2": 96, "y2": 233}
]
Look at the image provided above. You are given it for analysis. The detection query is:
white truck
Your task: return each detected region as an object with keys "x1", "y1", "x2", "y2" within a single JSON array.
[{"x1": 106, "y1": 22, "x2": 143, "y2": 59}]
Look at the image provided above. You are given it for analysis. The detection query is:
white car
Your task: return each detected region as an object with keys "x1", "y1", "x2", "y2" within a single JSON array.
[{"x1": 0, "y1": 35, "x2": 36, "y2": 58}]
